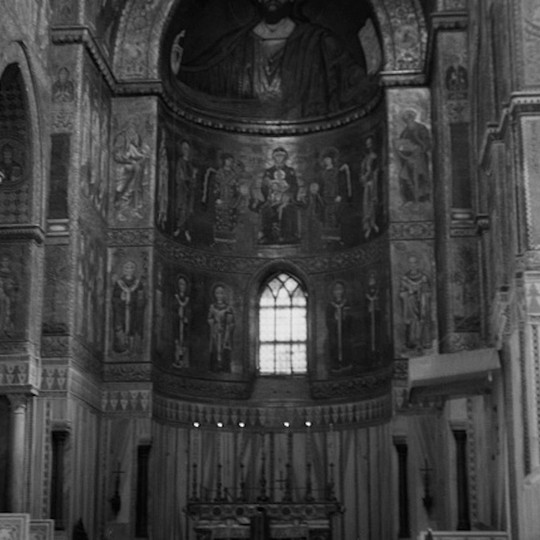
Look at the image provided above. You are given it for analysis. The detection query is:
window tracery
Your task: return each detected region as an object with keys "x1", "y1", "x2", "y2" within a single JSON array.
[{"x1": 259, "y1": 273, "x2": 307, "y2": 375}]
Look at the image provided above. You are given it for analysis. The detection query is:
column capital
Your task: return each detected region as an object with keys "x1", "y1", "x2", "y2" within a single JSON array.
[{"x1": 6, "y1": 393, "x2": 30, "y2": 412}]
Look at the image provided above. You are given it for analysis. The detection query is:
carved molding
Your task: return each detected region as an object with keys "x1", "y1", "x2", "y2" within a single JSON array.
[
  {"x1": 0, "y1": 340, "x2": 33, "y2": 355},
  {"x1": 160, "y1": 88, "x2": 384, "y2": 136},
  {"x1": 41, "y1": 365, "x2": 68, "y2": 392},
  {"x1": 102, "y1": 387, "x2": 152, "y2": 414},
  {"x1": 115, "y1": 80, "x2": 162, "y2": 96},
  {"x1": 0, "y1": 360, "x2": 38, "y2": 388},
  {"x1": 103, "y1": 363, "x2": 152, "y2": 382},
  {"x1": 0, "y1": 224, "x2": 46, "y2": 244},
  {"x1": 509, "y1": 92, "x2": 540, "y2": 118},
  {"x1": 51, "y1": 26, "x2": 116, "y2": 90},
  {"x1": 154, "y1": 371, "x2": 253, "y2": 401},
  {"x1": 153, "y1": 392, "x2": 392, "y2": 429}
]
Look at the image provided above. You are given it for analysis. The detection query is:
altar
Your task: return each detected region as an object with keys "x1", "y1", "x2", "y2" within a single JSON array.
[{"x1": 186, "y1": 502, "x2": 342, "y2": 540}]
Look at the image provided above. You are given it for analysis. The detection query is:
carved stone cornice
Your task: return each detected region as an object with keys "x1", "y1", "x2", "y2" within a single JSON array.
[
  {"x1": 423, "y1": 5, "x2": 468, "y2": 79},
  {"x1": 154, "y1": 370, "x2": 254, "y2": 401},
  {"x1": 0, "y1": 224, "x2": 45, "y2": 244},
  {"x1": 153, "y1": 392, "x2": 392, "y2": 430},
  {"x1": 153, "y1": 367, "x2": 392, "y2": 405},
  {"x1": 509, "y1": 91, "x2": 540, "y2": 118},
  {"x1": 102, "y1": 384, "x2": 152, "y2": 415},
  {"x1": 103, "y1": 362, "x2": 152, "y2": 382},
  {"x1": 51, "y1": 25, "x2": 116, "y2": 90},
  {"x1": 0, "y1": 340, "x2": 33, "y2": 355},
  {"x1": 116, "y1": 80, "x2": 162, "y2": 97},
  {"x1": 479, "y1": 122, "x2": 505, "y2": 173},
  {"x1": 476, "y1": 93, "x2": 540, "y2": 170}
]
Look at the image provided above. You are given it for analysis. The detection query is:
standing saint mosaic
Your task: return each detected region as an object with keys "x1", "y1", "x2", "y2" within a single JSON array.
[
  {"x1": 112, "y1": 260, "x2": 146, "y2": 354},
  {"x1": 326, "y1": 281, "x2": 353, "y2": 372},
  {"x1": 207, "y1": 284, "x2": 235, "y2": 373},
  {"x1": 173, "y1": 275, "x2": 191, "y2": 368}
]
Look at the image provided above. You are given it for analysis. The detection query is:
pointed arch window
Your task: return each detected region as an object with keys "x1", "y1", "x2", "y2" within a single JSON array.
[{"x1": 259, "y1": 273, "x2": 307, "y2": 375}]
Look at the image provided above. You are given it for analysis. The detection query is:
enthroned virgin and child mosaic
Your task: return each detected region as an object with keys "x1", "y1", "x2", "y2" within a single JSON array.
[{"x1": 155, "y1": 121, "x2": 386, "y2": 254}]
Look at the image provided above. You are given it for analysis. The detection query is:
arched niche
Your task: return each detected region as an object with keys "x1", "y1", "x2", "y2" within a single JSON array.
[
  {"x1": 0, "y1": 41, "x2": 47, "y2": 226},
  {"x1": 113, "y1": 0, "x2": 428, "y2": 82}
]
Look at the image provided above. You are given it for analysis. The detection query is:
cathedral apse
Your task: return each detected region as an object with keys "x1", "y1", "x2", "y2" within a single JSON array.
[{"x1": 152, "y1": 0, "x2": 392, "y2": 400}]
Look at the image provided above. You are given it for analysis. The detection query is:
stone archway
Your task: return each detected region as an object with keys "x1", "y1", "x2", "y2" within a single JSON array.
[{"x1": 0, "y1": 41, "x2": 47, "y2": 223}]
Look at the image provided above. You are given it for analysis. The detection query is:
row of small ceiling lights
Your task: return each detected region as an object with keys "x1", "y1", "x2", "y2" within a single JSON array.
[{"x1": 192, "y1": 421, "x2": 313, "y2": 428}]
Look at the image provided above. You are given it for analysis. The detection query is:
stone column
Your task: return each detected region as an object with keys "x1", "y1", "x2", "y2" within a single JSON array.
[{"x1": 7, "y1": 393, "x2": 28, "y2": 513}]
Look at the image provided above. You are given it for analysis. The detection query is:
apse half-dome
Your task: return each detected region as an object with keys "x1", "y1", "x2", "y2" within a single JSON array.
[{"x1": 161, "y1": 0, "x2": 382, "y2": 121}]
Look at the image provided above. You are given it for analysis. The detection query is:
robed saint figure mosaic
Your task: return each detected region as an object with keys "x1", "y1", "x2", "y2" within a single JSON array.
[{"x1": 166, "y1": 0, "x2": 379, "y2": 120}]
